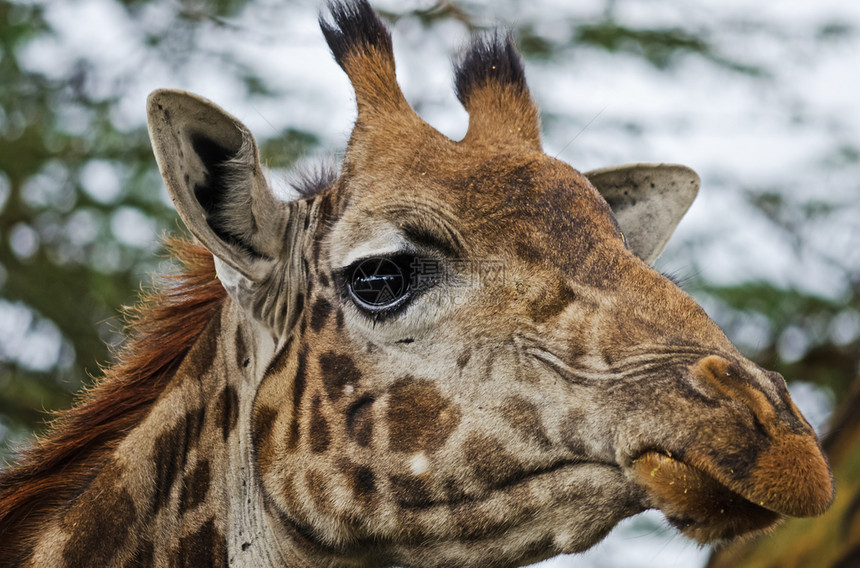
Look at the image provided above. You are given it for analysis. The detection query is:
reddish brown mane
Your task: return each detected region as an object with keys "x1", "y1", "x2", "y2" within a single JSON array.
[{"x1": 0, "y1": 238, "x2": 226, "y2": 556}]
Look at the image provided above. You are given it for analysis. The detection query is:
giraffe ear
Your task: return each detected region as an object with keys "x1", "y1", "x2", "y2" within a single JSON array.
[
  {"x1": 146, "y1": 89, "x2": 287, "y2": 282},
  {"x1": 585, "y1": 164, "x2": 700, "y2": 265}
]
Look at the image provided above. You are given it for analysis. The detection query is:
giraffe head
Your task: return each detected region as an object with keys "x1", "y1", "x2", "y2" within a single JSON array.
[{"x1": 146, "y1": 1, "x2": 833, "y2": 565}]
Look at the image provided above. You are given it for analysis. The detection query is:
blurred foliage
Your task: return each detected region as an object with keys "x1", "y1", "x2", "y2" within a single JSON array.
[
  {"x1": 0, "y1": 0, "x2": 857, "y2": 501},
  {"x1": 0, "y1": 0, "x2": 157, "y2": 444},
  {"x1": 0, "y1": 0, "x2": 320, "y2": 453}
]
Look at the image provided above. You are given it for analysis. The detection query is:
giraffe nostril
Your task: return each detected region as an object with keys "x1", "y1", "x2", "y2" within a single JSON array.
[
  {"x1": 692, "y1": 355, "x2": 775, "y2": 422},
  {"x1": 693, "y1": 355, "x2": 738, "y2": 387}
]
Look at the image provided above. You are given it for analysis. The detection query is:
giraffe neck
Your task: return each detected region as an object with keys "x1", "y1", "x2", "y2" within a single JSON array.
[
  {"x1": 12, "y1": 198, "x2": 329, "y2": 567},
  {"x1": 155, "y1": 300, "x2": 360, "y2": 567},
  {"x1": 213, "y1": 302, "x2": 283, "y2": 566},
  {"x1": 21, "y1": 300, "x2": 296, "y2": 567}
]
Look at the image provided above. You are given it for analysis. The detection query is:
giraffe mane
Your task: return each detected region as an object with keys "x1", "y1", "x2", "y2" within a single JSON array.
[
  {"x1": 289, "y1": 159, "x2": 339, "y2": 199},
  {"x1": 0, "y1": 237, "x2": 226, "y2": 558}
]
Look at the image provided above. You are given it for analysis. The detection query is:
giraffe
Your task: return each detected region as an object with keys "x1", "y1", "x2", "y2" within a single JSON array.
[{"x1": 0, "y1": 1, "x2": 835, "y2": 567}]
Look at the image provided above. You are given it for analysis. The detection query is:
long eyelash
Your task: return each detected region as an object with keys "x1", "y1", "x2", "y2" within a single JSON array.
[{"x1": 662, "y1": 271, "x2": 691, "y2": 289}]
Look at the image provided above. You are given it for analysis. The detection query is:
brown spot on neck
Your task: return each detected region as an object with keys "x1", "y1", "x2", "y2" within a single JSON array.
[
  {"x1": 338, "y1": 458, "x2": 376, "y2": 506},
  {"x1": 346, "y1": 395, "x2": 375, "y2": 447},
  {"x1": 215, "y1": 384, "x2": 239, "y2": 442},
  {"x1": 179, "y1": 458, "x2": 211, "y2": 512},
  {"x1": 310, "y1": 296, "x2": 333, "y2": 333},
  {"x1": 390, "y1": 474, "x2": 433, "y2": 508},
  {"x1": 319, "y1": 351, "x2": 363, "y2": 402},
  {"x1": 132, "y1": 537, "x2": 155, "y2": 567},
  {"x1": 387, "y1": 377, "x2": 461, "y2": 453},
  {"x1": 309, "y1": 395, "x2": 332, "y2": 453},
  {"x1": 252, "y1": 405, "x2": 280, "y2": 471},
  {"x1": 150, "y1": 406, "x2": 206, "y2": 516},
  {"x1": 464, "y1": 434, "x2": 528, "y2": 488},
  {"x1": 61, "y1": 462, "x2": 137, "y2": 567},
  {"x1": 305, "y1": 469, "x2": 334, "y2": 515},
  {"x1": 500, "y1": 395, "x2": 552, "y2": 449},
  {"x1": 234, "y1": 326, "x2": 249, "y2": 369},
  {"x1": 171, "y1": 518, "x2": 228, "y2": 568},
  {"x1": 456, "y1": 349, "x2": 472, "y2": 370}
]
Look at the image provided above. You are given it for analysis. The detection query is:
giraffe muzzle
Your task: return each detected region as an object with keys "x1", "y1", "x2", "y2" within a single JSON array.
[{"x1": 627, "y1": 355, "x2": 834, "y2": 543}]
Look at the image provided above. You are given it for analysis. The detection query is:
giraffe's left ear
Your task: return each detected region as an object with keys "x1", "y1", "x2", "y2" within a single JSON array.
[
  {"x1": 585, "y1": 164, "x2": 700, "y2": 265},
  {"x1": 147, "y1": 89, "x2": 288, "y2": 282}
]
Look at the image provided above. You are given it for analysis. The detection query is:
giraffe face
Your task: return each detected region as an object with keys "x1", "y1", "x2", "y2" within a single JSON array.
[
  {"x1": 146, "y1": 1, "x2": 833, "y2": 565},
  {"x1": 252, "y1": 138, "x2": 828, "y2": 564}
]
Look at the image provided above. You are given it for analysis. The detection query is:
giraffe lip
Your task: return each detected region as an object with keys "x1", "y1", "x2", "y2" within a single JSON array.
[
  {"x1": 629, "y1": 451, "x2": 780, "y2": 543},
  {"x1": 399, "y1": 459, "x2": 621, "y2": 511},
  {"x1": 479, "y1": 459, "x2": 618, "y2": 497}
]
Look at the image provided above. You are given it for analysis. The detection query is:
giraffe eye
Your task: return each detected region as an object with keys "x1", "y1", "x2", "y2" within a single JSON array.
[{"x1": 346, "y1": 254, "x2": 414, "y2": 314}]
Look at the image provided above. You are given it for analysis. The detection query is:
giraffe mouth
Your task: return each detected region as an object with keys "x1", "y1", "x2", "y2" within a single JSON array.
[{"x1": 630, "y1": 451, "x2": 780, "y2": 543}]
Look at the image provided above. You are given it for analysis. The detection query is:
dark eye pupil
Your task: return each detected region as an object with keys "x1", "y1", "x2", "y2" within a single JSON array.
[{"x1": 349, "y1": 257, "x2": 409, "y2": 308}]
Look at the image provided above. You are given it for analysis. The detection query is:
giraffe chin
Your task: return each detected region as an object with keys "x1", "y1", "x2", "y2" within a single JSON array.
[{"x1": 630, "y1": 451, "x2": 781, "y2": 544}]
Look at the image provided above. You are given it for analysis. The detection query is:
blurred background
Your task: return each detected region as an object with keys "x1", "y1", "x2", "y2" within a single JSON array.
[{"x1": 1, "y1": 0, "x2": 858, "y2": 566}]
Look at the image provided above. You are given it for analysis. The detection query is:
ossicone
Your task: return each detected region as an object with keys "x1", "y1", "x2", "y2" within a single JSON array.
[
  {"x1": 319, "y1": 0, "x2": 410, "y2": 117},
  {"x1": 454, "y1": 31, "x2": 541, "y2": 149}
]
